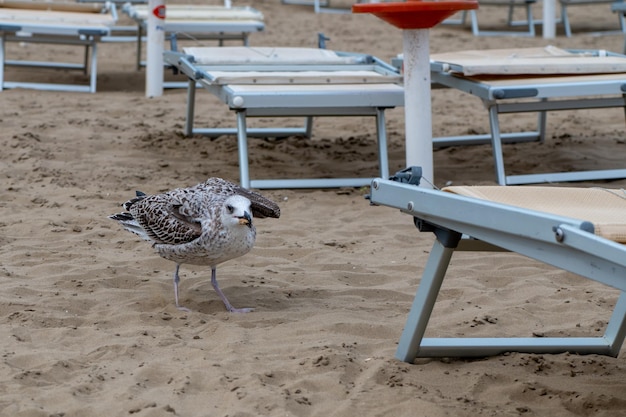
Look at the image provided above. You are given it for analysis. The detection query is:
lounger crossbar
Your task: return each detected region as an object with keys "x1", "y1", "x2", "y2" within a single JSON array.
[
  {"x1": 369, "y1": 171, "x2": 626, "y2": 361},
  {"x1": 165, "y1": 47, "x2": 404, "y2": 189}
]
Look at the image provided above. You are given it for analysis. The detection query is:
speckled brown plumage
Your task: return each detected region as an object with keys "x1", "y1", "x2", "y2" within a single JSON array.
[{"x1": 109, "y1": 177, "x2": 280, "y2": 312}]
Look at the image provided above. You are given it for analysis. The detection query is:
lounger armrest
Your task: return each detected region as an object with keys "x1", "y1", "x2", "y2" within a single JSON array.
[
  {"x1": 79, "y1": 28, "x2": 110, "y2": 36},
  {"x1": 0, "y1": 24, "x2": 21, "y2": 32},
  {"x1": 369, "y1": 178, "x2": 595, "y2": 245},
  {"x1": 163, "y1": 52, "x2": 212, "y2": 82},
  {"x1": 553, "y1": 223, "x2": 626, "y2": 264}
]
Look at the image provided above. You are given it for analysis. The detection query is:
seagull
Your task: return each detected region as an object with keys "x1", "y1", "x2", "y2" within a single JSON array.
[{"x1": 109, "y1": 177, "x2": 280, "y2": 313}]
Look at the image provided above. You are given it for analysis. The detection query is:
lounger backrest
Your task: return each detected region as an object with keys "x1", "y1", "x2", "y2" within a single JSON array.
[
  {"x1": 128, "y1": 5, "x2": 264, "y2": 21},
  {"x1": 0, "y1": 0, "x2": 103, "y2": 13},
  {"x1": 431, "y1": 46, "x2": 626, "y2": 75},
  {"x1": 185, "y1": 47, "x2": 365, "y2": 66},
  {"x1": 0, "y1": 8, "x2": 114, "y2": 25},
  {"x1": 444, "y1": 186, "x2": 626, "y2": 243}
]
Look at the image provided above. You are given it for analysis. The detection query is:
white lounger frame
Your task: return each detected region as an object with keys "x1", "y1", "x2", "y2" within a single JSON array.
[
  {"x1": 0, "y1": 3, "x2": 116, "y2": 93},
  {"x1": 431, "y1": 50, "x2": 626, "y2": 185},
  {"x1": 164, "y1": 49, "x2": 404, "y2": 189},
  {"x1": 561, "y1": 0, "x2": 625, "y2": 37},
  {"x1": 611, "y1": 2, "x2": 626, "y2": 53},
  {"x1": 281, "y1": 0, "x2": 369, "y2": 14},
  {"x1": 369, "y1": 175, "x2": 626, "y2": 361},
  {"x1": 444, "y1": 0, "x2": 537, "y2": 37},
  {"x1": 122, "y1": 4, "x2": 264, "y2": 71}
]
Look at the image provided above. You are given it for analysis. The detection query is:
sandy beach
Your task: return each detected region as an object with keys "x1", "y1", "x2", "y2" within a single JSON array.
[{"x1": 1, "y1": 1, "x2": 626, "y2": 415}]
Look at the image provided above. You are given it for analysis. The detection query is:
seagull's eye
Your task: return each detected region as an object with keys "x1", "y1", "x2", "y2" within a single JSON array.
[{"x1": 226, "y1": 204, "x2": 234, "y2": 214}]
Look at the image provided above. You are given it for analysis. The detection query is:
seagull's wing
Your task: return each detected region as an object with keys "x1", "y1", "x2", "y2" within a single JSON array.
[
  {"x1": 235, "y1": 187, "x2": 281, "y2": 219},
  {"x1": 129, "y1": 193, "x2": 203, "y2": 245},
  {"x1": 202, "y1": 177, "x2": 281, "y2": 219}
]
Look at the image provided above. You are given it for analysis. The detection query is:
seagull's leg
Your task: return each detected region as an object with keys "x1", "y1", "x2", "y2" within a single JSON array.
[
  {"x1": 210, "y1": 267, "x2": 253, "y2": 313},
  {"x1": 173, "y1": 264, "x2": 191, "y2": 312}
]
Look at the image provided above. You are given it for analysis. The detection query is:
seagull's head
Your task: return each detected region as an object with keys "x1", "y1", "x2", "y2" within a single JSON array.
[{"x1": 223, "y1": 195, "x2": 253, "y2": 229}]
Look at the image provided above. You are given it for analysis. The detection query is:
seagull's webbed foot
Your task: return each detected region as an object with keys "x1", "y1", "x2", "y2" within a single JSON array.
[
  {"x1": 211, "y1": 267, "x2": 254, "y2": 313},
  {"x1": 228, "y1": 306, "x2": 254, "y2": 314}
]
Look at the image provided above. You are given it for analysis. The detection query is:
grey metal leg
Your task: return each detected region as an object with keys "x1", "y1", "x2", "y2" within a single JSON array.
[
  {"x1": 0, "y1": 34, "x2": 5, "y2": 92},
  {"x1": 470, "y1": 2, "x2": 534, "y2": 37},
  {"x1": 442, "y1": 10, "x2": 467, "y2": 25},
  {"x1": 562, "y1": 4, "x2": 572, "y2": 37},
  {"x1": 136, "y1": 24, "x2": 142, "y2": 71},
  {"x1": 304, "y1": 116, "x2": 313, "y2": 139},
  {"x1": 620, "y1": 12, "x2": 626, "y2": 54},
  {"x1": 89, "y1": 39, "x2": 98, "y2": 93},
  {"x1": 469, "y1": 10, "x2": 480, "y2": 36},
  {"x1": 487, "y1": 104, "x2": 507, "y2": 185},
  {"x1": 184, "y1": 78, "x2": 196, "y2": 137},
  {"x1": 375, "y1": 107, "x2": 390, "y2": 179},
  {"x1": 396, "y1": 242, "x2": 626, "y2": 361},
  {"x1": 314, "y1": 0, "x2": 321, "y2": 13},
  {"x1": 605, "y1": 291, "x2": 626, "y2": 357},
  {"x1": 537, "y1": 101, "x2": 547, "y2": 143},
  {"x1": 83, "y1": 43, "x2": 89, "y2": 75},
  {"x1": 395, "y1": 238, "x2": 459, "y2": 362},
  {"x1": 236, "y1": 110, "x2": 251, "y2": 189},
  {"x1": 506, "y1": 2, "x2": 514, "y2": 25},
  {"x1": 524, "y1": 1, "x2": 535, "y2": 36}
]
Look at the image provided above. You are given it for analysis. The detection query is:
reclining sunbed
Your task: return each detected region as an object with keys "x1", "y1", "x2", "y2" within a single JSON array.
[
  {"x1": 122, "y1": 3, "x2": 264, "y2": 71},
  {"x1": 430, "y1": 46, "x2": 626, "y2": 185},
  {"x1": 0, "y1": 0, "x2": 117, "y2": 92},
  {"x1": 281, "y1": 0, "x2": 371, "y2": 14},
  {"x1": 164, "y1": 46, "x2": 404, "y2": 189},
  {"x1": 443, "y1": 0, "x2": 537, "y2": 37},
  {"x1": 369, "y1": 167, "x2": 626, "y2": 361}
]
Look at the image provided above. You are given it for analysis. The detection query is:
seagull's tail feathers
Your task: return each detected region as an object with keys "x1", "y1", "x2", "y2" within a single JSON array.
[
  {"x1": 122, "y1": 191, "x2": 147, "y2": 211},
  {"x1": 109, "y1": 212, "x2": 152, "y2": 242}
]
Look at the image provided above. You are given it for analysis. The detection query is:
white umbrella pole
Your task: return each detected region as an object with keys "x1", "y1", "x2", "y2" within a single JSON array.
[
  {"x1": 402, "y1": 29, "x2": 433, "y2": 188},
  {"x1": 542, "y1": 0, "x2": 556, "y2": 39},
  {"x1": 146, "y1": 0, "x2": 165, "y2": 98}
]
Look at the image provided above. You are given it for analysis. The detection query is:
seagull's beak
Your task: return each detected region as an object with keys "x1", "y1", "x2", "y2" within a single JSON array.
[{"x1": 238, "y1": 211, "x2": 253, "y2": 228}]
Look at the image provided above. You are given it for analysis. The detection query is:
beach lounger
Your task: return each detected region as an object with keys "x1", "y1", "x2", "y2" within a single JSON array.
[
  {"x1": 164, "y1": 46, "x2": 404, "y2": 189},
  {"x1": 0, "y1": 0, "x2": 116, "y2": 92},
  {"x1": 122, "y1": 3, "x2": 264, "y2": 71},
  {"x1": 560, "y1": 0, "x2": 625, "y2": 37},
  {"x1": 369, "y1": 167, "x2": 626, "y2": 361},
  {"x1": 444, "y1": 0, "x2": 537, "y2": 37},
  {"x1": 281, "y1": 0, "x2": 371, "y2": 14},
  {"x1": 77, "y1": 0, "x2": 148, "y2": 43},
  {"x1": 611, "y1": 2, "x2": 626, "y2": 53},
  {"x1": 430, "y1": 46, "x2": 626, "y2": 185}
]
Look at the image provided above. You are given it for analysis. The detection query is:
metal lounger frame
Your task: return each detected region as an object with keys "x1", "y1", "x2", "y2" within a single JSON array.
[
  {"x1": 369, "y1": 177, "x2": 626, "y2": 361},
  {"x1": 0, "y1": 5, "x2": 115, "y2": 93},
  {"x1": 280, "y1": 0, "x2": 368, "y2": 14},
  {"x1": 561, "y1": 0, "x2": 625, "y2": 37},
  {"x1": 165, "y1": 50, "x2": 404, "y2": 189},
  {"x1": 0, "y1": 30, "x2": 104, "y2": 93},
  {"x1": 431, "y1": 53, "x2": 626, "y2": 185},
  {"x1": 444, "y1": 0, "x2": 537, "y2": 37},
  {"x1": 122, "y1": 4, "x2": 265, "y2": 72}
]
